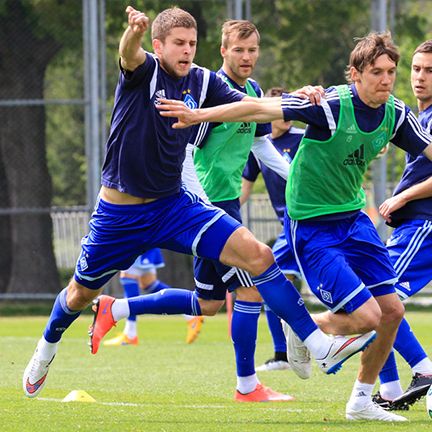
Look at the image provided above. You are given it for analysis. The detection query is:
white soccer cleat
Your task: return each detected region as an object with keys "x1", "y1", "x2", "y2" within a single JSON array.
[
  {"x1": 23, "y1": 343, "x2": 56, "y2": 398},
  {"x1": 346, "y1": 400, "x2": 408, "y2": 422},
  {"x1": 283, "y1": 322, "x2": 312, "y2": 379},
  {"x1": 256, "y1": 358, "x2": 291, "y2": 372},
  {"x1": 317, "y1": 331, "x2": 376, "y2": 375}
]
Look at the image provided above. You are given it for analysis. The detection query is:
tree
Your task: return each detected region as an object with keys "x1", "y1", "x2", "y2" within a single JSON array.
[{"x1": 0, "y1": 0, "x2": 80, "y2": 293}]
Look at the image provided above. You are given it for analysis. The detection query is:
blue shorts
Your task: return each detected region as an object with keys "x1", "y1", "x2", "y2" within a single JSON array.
[
  {"x1": 387, "y1": 219, "x2": 432, "y2": 300},
  {"x1": 125, "y1": 249, "x2": 165, "y2": 275},
  {"x1": 286, "y1": 211, "x2": 397, "y2": 313},
  {"x1": 74, "y1": 188, "x2": 241, "y2": 289},
  {"x1": 194, "y1": 199, "x2": 253, "y2": 301},
  {"x1": 272, "y1": 229, "x2": 301, "y2": 280}
]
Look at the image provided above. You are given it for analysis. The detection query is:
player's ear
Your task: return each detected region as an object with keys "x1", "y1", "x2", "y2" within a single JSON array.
[
  {"x1": 153, "y1": 39, "x2": 162, "y2": 56},
  {"x1": 350, "y1": 66, "x2": 360, "y2": 82},
  {"x1": 220, "y1": 45, "x2": 226, "y2": 59}
]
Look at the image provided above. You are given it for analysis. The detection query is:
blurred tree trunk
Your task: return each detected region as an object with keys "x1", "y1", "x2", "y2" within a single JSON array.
[{"x1": 0, "y1": 1, "x2": 61, "y2": 294}]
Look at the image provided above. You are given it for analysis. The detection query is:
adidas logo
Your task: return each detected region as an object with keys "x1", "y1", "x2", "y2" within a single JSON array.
[
  {"x1": 346, "y1": 124, "x2": 356, "y2": 134},
  {"x1": 154, "y1": 89, "x2": 166, "y2": 105},
  {"x1": 399, "y1": 281, "x2": 411, "y2": 291},
  {"x1": 343, "y1": 144, "x2": 365, "y2": 167},
  {"x1": 237, "y1": 122, "x2": 252, "y2": 134}
]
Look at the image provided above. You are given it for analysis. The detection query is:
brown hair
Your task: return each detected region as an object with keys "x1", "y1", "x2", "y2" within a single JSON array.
[
  {"x1": 265, "y1": 87, "x2": 286, "y2": 97},
  {"x1": 414, "y1": 40, "x2": 432, "y2": 55},
  {"x1": 345, "y1": 31, "x2": 400, "y2": 82},
  {"x1": 151, "y1": 7, "x2": 197, "y2": 42},
  {"x1": 221, "y1": 20, "x2": 260, "y2": 48}
]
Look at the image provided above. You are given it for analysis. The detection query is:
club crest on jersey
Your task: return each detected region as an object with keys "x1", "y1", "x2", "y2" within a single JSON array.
[
  {"x1": 183, "y1": 93, "x2": 197, "y2": 109},
  {"x1": 318, "y1": 284, "x2": 333, "y2": 304}
]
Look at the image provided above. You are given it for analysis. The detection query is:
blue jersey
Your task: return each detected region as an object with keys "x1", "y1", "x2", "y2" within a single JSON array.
[
  {"x1": 281, "y1": 84, "x2": 430, "y2": 156},
  {"x1": 189, "y1": 68, "x2": 271, "y2": 147},
  {"x1": 242, "y1": 127, "x2": 304, "y2": 222},
  {"x1": 101, "y1": 54, "x2": 244, "y2": 199},
  {"x1": 389, "y1": 104, "x2": 432, "y2": 226}
]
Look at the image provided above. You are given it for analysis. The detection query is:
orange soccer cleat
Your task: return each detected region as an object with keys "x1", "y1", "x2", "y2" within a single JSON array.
[
  {"x1": 234, "y1": 384, "x2": 295, "y2": 402},
  {"x1": 89, "y1": 295, "x2": 117, "y2": 354},
  {"x1": 103, "y1": 333, "x2": 139, "y2": 346},
  {"x1": 186, "y1": 316, "x2": 204, "y2": 344}
]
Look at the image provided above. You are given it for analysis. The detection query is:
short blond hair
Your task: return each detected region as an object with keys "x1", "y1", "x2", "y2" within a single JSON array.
[
  {"x1": 151, "y1": 7, "x2": 197, "y2": 42},
  {"x1": 345, "y1": 31, "x2": 400, "y2": 83},
  {"x1": 221, "y1": 20, "x2": 260, "y2": 48}
]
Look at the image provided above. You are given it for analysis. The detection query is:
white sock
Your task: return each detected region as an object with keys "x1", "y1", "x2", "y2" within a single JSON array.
[
  {"x1": 412, "y1": 358, "x2": 432, "y2": 375},
  {"x1": 124, "y1": 320, "x2": 137, "y2": 339},
  {"x1": 237, "y1": 373, "x2": 260, "y2": 394},
  {"x1": 380, "y1": 380, "x2": 403, "y2": 401},
  {"x1": 37, "y1": 337, "x2": 58, "y2": 360},
  {"x1": 303, "y1": 329, "x2": 331, "y2": 359},
  {"x1": 348, "y1": 379, "x2": 374, "y2": 409},
  {"x1": 111, "y1": 299, "x2": 130, "y2": 321},
  {"x1": 183, "y1": 314, "x2": 193, "y2": 321}
]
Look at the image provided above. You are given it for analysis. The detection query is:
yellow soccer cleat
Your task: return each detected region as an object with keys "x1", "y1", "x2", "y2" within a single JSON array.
[
  {"x1": 186, "y1": 316, "x2": 204, "y2": 344},
  {"x1": 103, "y1": 333, "x2": 138, "y2": 347}
]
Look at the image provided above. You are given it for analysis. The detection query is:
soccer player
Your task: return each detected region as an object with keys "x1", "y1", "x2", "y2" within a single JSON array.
[
  {"x1": 241, "y1": 86, "x2": 304, "y2": 372},
  {"x1": 103, "y1": 249, "x2": 204, "y2": 346},
  {"x1": 372, "y1": 39, "x2": 432, "y2": 410},
  {"x1": 159, "y1": 32, "x2": 432, "y2": 421},
  {"x1": 23, "y1": 6, "x2": 372, "y2": 402},
  {"x1": 181, "y1": 21, "x2": 294, "y2": 401}
]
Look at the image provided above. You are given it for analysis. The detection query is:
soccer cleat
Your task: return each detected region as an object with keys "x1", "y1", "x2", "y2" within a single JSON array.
[
  {"x1": 346, "y1": 400, "x2": 408, "y2": 421},
  {"x1": 89, "y1": 295, "x2": 117, "y2": 354},
  {"x1": 103, "y1": 333, "x2": 138, "y2": 346},
  {"x1": 234, "y1": 383, "x2": 295, "y2": 402},
  {"x1": 186, "y1": 316, "x2": 204, "y2": 344},
  {"x1": 256, "y1": 358, "x2": 291, "y2": 372},
  {"x1": 391, "y1": 373, "x2": 432, "y2": 408},
  {"x1": 23, "y1": 347, "x2": 56, "y2": 398},
  {"x1": 284, "y1": 323, "x2": 312, "y2": 379},
  {"x1": 317, "y1": 331, "x2": 376, "y2": 375},
  {"x1": 372, "y1": 392, "x2": 409, "y2": 411}
]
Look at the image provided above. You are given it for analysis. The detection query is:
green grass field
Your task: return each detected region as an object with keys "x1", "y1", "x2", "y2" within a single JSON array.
[{"x1": 1, "y1": 312, "x2": 432, "y2": 431}]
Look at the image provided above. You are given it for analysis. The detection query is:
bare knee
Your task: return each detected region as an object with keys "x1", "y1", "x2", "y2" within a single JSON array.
[
  {"x1": 198, "y1": 298, "x2": 224, "y2": 316},
  {"x1": 351, "y1": 299, "x2": 382, "y2": 332},
  {"x1": 379, "y1": 295, "x2": 405, "y2": 327},
  {"x1": 66, "y1": 279, "x2": 101, "y2": 311},
  {"x1": 236, "y1": 286, "x2": 262, "y2": 302},
  {"x1": 239, "y1": 241, "x2": 274, "y2": 276}
]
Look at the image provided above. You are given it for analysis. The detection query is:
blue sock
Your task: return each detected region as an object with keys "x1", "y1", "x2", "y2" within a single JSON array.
[
  {"x1": 144, "y1": 280, "x2": 170, "y2": 294},
  {"x1": 121, "y1": 278, "x2": 140, "y2": 321},
  {"x1": 232, "y1": 301, "x2": 261, "y2": 377},
  {"x1": 264, "y1": 304, "x2": 287, "y2": 353},
  {"x1": 43, "y1": 288, "x2": 81, "y2": 343},
  {"x1": 394, "y1": 318, "x2": 428, "y2": 368},
  {"x1": 252, "y1": 263, "x2": 317, "y2": 341},
  {"x1": 379, "y1": 350, "x2": 400, "y2": 384},
  {"x1": 128, "y1": 289, "x2": 201, "y2": 316}
]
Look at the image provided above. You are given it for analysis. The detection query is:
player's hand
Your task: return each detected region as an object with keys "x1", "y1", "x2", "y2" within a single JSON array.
[
  {"x1": 157, "y1": 99, "x2": 198, "y2": 129},
  {"x1": 126, "y1": 6, "x2": 149, "y2": 35},
  {"x1": 291, "y1": 85, "x2": 325, "y2": 105},
  {"x1": 379, "y1": 194, "x2": 408, "y2": 223}
]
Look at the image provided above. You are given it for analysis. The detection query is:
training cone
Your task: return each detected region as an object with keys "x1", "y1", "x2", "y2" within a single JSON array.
[{"x1": 62, "y1": 390, "x2": 96, "y2": 403}]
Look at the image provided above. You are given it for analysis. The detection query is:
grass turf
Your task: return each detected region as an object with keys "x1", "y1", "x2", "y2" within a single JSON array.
[{"x1": 1, "y1": 312, "x2": 432, "y2": 431}]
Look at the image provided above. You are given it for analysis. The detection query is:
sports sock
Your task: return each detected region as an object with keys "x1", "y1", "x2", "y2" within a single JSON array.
[
  {"x1": 348, "y1": 379, "x2": 374, "y2": 409},
  {"x1": 237, "y1": 373, "x2": 260, "y2": 394},
  {"x1": 232, "y1": 301, "x2": 261, "y2": 379},
  {"x1": 124, "y1": 319, "x2": 137, "y2": 339},
  {"x1": 36, "y1": 337, "x2": 58, "y2": 361},
  {"x1": 252, "y1": 263, "x2": 318, "y2": 341},
  {"x1": 379, "y1": 350, "x2": 400, "y2": 384},
  {"x1": 412, "y1": 358, "x2": 432, "y2": 375},
  {"x1": 394, "y1": 318, "x2": 429, "y2": 370},
  {"x1": 43, "y1": 288, "x2": 81, "y2": 343},
  {"x1": 263, "y1": 303, "x2": 286, "y2": 353},
  {"x1": 120, "y1": 277, "x2": 140, "y2": 321},
  {"x1": 119, "y1": 289, "x2": 201, "y2": 319},
  {"x1": 380, "y1": 380, "x2": 403, "y2": 401}
]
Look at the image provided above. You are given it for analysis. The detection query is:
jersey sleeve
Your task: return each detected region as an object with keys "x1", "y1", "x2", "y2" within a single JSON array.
[
  {"x1": 391, "y1": 102, "x2": 431, "y2": 156},
  {"x1": 203, "y1": 71, "x2": 245, "y2": 108},
  {"x1": 118, "y1": 52, "x2": 156, "y2": 89},
  {"x1": 242, "y1": 152, "x2": 261, "y2": 182}
]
